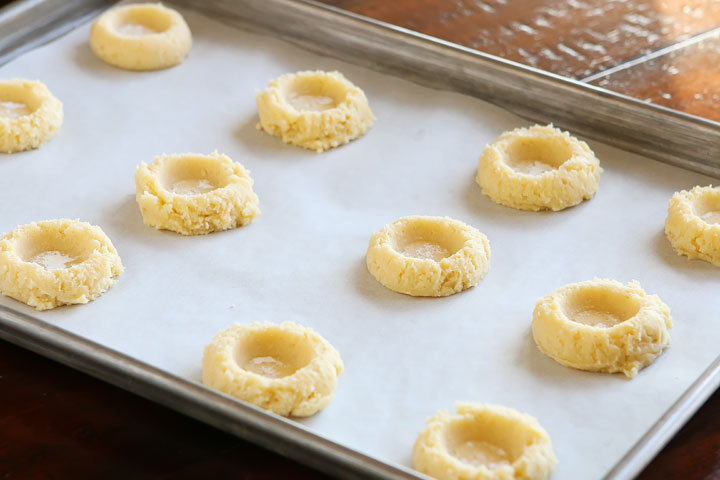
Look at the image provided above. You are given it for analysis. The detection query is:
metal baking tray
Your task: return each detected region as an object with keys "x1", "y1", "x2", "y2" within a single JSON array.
[{"x1": 1, "y1": 1, "x2": 719, "y2": 479}]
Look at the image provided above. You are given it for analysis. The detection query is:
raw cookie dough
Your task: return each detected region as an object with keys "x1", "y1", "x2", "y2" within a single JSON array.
[
  {"x1": 0, "y1": 219, "x2": 123, "y2": 311},
  {"x1": 135, "y1": 151, "x2": 260, "y2": 235},
  {"x1": 665, "y1": 185, "x2": 720, "y2": 267},
  {"x1": 532, "y1": 279, "x2": 672, "y2": 378},
  {"x1": 413, "y1": 403, "x2": 557, "y2": 480},
  {"x1": 256, "y1": 70, "x2": 374, "y2": 152},
  {"x1": 0, "y1": 79, "x2": 63, "y2": 153},
  {"x1": 202, "y1": 322, "x2": 343, "y2": 417},
  {"x1": 366, "y1": 216, "x2": 491, "y2": 297},
  {"x1": 89, "y1": 3, "x2": 192, "y2": 70},
  {"x1": 476, "y1": 124, "x2": 602, "y2": 211}
]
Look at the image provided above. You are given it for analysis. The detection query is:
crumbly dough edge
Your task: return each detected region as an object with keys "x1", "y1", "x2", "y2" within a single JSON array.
[
  {"x1": 256, "y1": 70, "x2": 375, "y2": 152},
  {"x1": 664, "y1": 185, "x2": 720, "y2": 267},
  {"x1": 89, "y1": 3, "x2": 192, "y2": 71},
  {"x1": 532, "y1": 279, "x2": 672, "y2": 378},
  {"x1": 366, "y1": 216, "x2": 491, "y2": 297},
  {"x1": 0, "y1": 79, "x2": 63, "y2": 153},
  {"x1": 135, "y1": 151, "x2": 260, "y2": 235},
  {"x1": 0, "y1": 219, "x2": 124, "y2": 311},
  {"x1": 412, "y1": 403, "x2": 557, "y2": 480},
  {"x1": 201, "y1": 321, "x2": 344, "y2": 417},
  {"x1": 476, "y1": 124, "x2": 602, "y2": 212}
]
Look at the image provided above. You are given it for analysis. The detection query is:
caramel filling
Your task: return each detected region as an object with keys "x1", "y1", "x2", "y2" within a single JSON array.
[
  {"x1": 31, "y1": 251, "x2": 80, "y2": 270},
  {"x1": 243, "y1": 356, "x2": 296, "y2": 379},
  {"x1": 0, "y1": 101, "x2": 32, "y2": 119},
  {"x1": 400, "y1": 240, "x2": 452, "y2": 262},
  {"x1": 448, "y1": 440, "x2": 511, "y2": 469},
  {"x1": 171, "y1": 179, "x2": 217, "y2": 195}
]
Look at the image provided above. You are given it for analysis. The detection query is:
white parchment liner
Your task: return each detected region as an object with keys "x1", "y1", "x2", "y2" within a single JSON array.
[{"x1": 1, "y1": 4, "x2": 718, "y2": 478}]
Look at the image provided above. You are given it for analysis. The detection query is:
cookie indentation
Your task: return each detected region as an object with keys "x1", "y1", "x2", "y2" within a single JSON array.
[
  {"x1": 533, "y1": 279, "x2": 672, "y2": 378},
  {"x1": 135, "y1": 152, "x2": 260, "y2": 235},
  {"x1": 413, "y1": 403, "x2": 557, "y2": 480},
  {"x1": 367, "y1": 216, "x2": 490, "y2": 297},
  {"x1": 476, "y1": 124, "x2": 602, "y2": 211},
  {"x1": 665, "y1": 185, "x2": 720, "y2": 267},
  {"x1": 202, "y1": 322, "x2": 343, "y2": 417},
  {"x1": 0, "y1": 219, "x2": 123, "y2": 310},
  {"x1": 89, "y1": 3, "x2": 192, "y2": 71},
  {"x1": 256, "y1": 70, "x2": 374, "y2": 152},
  {"x1": 0, "y1": 79, "x2": 63, "y2": 153}
]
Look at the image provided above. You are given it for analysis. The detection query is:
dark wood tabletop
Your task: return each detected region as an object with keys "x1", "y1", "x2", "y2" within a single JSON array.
[
  {"x1": 1, "y1": 338, "x2": 719, "y2": 479},
  {"x1": 1, "y1": 0, "x2": 719, "y2": 478}
]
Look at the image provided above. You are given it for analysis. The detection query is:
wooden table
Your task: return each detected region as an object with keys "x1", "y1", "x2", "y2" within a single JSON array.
[
  {"x1": 1, "y1": 0, "x2": 719, "y2": 478},
  {"x1": 1, "y1": 339, "x2": 719, "y2": 478}
]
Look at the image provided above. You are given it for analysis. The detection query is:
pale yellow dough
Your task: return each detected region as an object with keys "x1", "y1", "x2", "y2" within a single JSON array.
[
  {"x1": 532, "y1": 279, "x2": 672, "y2": 378},
  {"x1": 366, "y1": 216, "x2": 491, "y2": 297},
  {"x1": 89, "y1": 3, "x2": 192, "y2": 71},
  {"x1": 476, "y1": 124, "x2": 602, "y2": 211},
  {"x1": 202, "y1": 322, "x2": 343, "y2": 417},
  {"x1": 135, "y1": 152, "x2": 260, "y2": 235},
  {"x1": 413, "y1": 403, "x2": 557, "y2": 480},
  {"x1": 665, "y1": 185, "x2": 720, "y2": 267},
  {"x1": 0, "y1": 79, "x2": 63, "y2": 153},
  {"x1": 256, "y1": 70, "x2": 374, "y2": 152},
  {"x1": 0, "y1": 219, "x2": 123, "y2": 311}
]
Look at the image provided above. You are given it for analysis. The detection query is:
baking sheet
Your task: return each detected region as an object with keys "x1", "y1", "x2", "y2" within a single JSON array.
[{"x1": 1, "y1": 3, "x2": 719, "y2": 478}]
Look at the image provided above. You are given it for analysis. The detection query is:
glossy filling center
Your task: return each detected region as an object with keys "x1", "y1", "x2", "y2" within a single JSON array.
[
  {"x1": 117, "y1": 22, "x2": 159, "y2": 36},
  {"x1": 0, "y1": 101, "x2": 31, "y2": 119},
  {"x1": 243, "y1": 355, "x2": 296, "y2": 379},
  {"x1": 448, "y1": 440, "x2": 511, "y2": 469},
  {"x1": 31, "y1": 251, "x2": 80, "y2": 270},
  {"x1": 287, "y1": 91, "x2": 338, "y2": 112},
  {"x1": 400, "y1": 240, "x2": 452, "y2": 261},
  {"x1": 171, "y1": 179, "x2": 217, "y2": 195},
  {"x1": 571, "y1": 309, "x2": 623, "y2": 328}
]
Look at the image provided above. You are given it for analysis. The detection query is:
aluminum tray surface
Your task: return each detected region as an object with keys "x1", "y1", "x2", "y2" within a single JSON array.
[{"x1": 0, "y1": 2, "x2": 719, "y2": 479}]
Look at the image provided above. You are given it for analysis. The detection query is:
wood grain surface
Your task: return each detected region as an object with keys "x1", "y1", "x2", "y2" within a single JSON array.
[{"x1": 1, "y1": 339, "x2": 719, "y2": 479}]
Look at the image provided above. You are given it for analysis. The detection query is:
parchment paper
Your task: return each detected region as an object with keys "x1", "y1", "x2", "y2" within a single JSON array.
[{"x1": 1, "y1": 4, "x2": 718, "y2": 478}]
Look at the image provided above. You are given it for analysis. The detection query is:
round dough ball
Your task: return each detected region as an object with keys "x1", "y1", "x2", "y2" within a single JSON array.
[
  {"x1": 256, "y1": 70, "x2": 374, "y2": 152},
  {"x1": 202, "y1": 322, "x2": 344, "y2": 417},
  {"x1": 366, "y1": 216, "x2": 490, "y2": 297},
  {"x1": 532, "y1": 279, "x2": 672, "y2": 378},
  {"x1": 413, "y1": 403, "x2": 557, "y2": 480},
  {"x1": 665, "y1": 185, "x2": 720, "y2": 267},
  {"x1": 89, "y1": 3, "x2": 192, "y2": 71},
  {"x1": 476, "y1": 124, "x2": 602, "y2": 211},
  {"x1": 0, "y1": 79, "x2": 63, "y2": 153},
  {"x1": 0, "y1": 219, "x2": 123, "y2": 311},
  {"x1": 135, "y1": 151, "x2": 260, "y2": 235}
]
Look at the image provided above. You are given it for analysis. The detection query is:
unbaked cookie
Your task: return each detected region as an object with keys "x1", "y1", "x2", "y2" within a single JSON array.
[
  {"x1": 256, "y1": 70, "x2": 374, "y2": 152},
  {"x1": 89, "y1": 3, "x2": 192, "y2": 71},
  {"x1": 665, "y1": 185, "x2": 720, "y2": 267},
  {"x1": 135, "y1": 151, "x2": 260, "y2": 235},
  {"x1": 0, "y1": 219, "x2": 123, "y2": 311},
  {"x1": 0, "y1": 79, "x2": 63, "y2": 153},
  {"x1": 476, "y1": 124, "x2": 602, "y2": 211},
  {"x1": 532, "y1": 279, "x2": 672, "y2": 378},
  {"x1": 202, "y1": 322, "x2": 343, "y2": 417},
  {"x1": 413, "y1": 403, "x2": 557, "y2": 480},
  {"x1": 366, "y1": 216, "x2": 490, "y2": 297}
]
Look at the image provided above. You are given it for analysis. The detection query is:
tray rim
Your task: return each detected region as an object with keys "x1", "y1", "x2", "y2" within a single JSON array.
[{"x1": 1, "y1": 1, "x2": 719, "y2": 479}]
